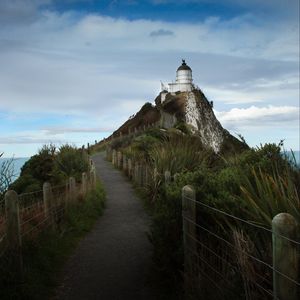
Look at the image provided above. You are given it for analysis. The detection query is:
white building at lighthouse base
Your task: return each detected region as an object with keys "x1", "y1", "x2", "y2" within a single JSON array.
[{"x1": 160, "y1": 60, "x2": 196, "y2": 102}]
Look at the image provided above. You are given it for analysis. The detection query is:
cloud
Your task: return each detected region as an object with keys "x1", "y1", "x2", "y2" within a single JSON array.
[
  {"x1": 42, "y1": 127, "x2": 115, "y2": 135},
  {"x1": 0, "y1": 5, "x2": 298, "y2": 154},
  {"x1": 0, "y1": 12, "x2": 297, "y2": 116},
  {"x1": 0, "y1": 0, "x2": 51, "y2": 25},
  {"x1": 149, "y1": 28, "x2": 174, "y2": 37},
  {"x1": 215, "y1": 105, "x2": 299, "y2": 130},
  {"x1": 0, "y1": 136, "x2": 66, "y2": 145}
]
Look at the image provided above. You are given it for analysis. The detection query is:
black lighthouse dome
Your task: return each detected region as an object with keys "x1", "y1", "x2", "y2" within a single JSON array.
[{"x1": 177, "y1": 59, "x2": 192, "y2": 71}]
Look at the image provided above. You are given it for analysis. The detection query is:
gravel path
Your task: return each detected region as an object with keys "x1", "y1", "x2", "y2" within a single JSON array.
[{"x1": 56, "y1": 152, "x2": 157, "y2": 300}]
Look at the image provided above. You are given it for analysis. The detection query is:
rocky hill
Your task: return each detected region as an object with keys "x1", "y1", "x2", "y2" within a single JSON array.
[{"x1": 109, "y1": 88, "x2": 247, "y2": 154}]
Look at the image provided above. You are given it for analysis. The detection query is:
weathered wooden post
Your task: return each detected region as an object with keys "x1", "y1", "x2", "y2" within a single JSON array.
[
  {"x1": 182, "y1": 185, "x2": 197, "y2": 287},
  {"x1": 164, "y1": 170, "x2": 171, "y2": 184},
  {"x1": 5, "y1": 190, "x2": 23, "y2": 277},
  {"x1": 272, "y1": 213, "x2": 299, "y2": 300},
  {"x1": 112, "y1": 149, "x2": 117, "y2": 166},
  {"x1": 89, "y1": 158, "x2": 93, "y2": 168},
  {"x1": 117, "y1": 151, "x2": 122, "y2": 169},
  {"x1": 43, "y1": 182, "x2": 55, "y2": 229},
  {"x1": 90, "y1": 168, "x2": 97, "y2": 189},
  {"x1": 81, "y1": 172, "x2": 87, "y2": 197}
]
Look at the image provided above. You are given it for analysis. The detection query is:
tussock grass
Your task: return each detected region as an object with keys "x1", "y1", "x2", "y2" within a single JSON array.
[{"x1": 149, "y1": 134, "x2": 212, "y2": 175}]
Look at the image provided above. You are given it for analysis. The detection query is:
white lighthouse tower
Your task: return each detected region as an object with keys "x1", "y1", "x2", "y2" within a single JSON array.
[{"x1": 164, "y1": 59, "x2": 195, "y2": 93}]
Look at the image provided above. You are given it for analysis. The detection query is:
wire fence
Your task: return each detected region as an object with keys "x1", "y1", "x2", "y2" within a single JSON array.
[
  {"x1": 106, "y1": 148, "x2": 300, "y2": 299},
  {"x1": 0, "y1": 167, "x2": 97, "y2": 279},
  {"x1": 182, "y1": 189, "x2": 300, "y2": 300}
]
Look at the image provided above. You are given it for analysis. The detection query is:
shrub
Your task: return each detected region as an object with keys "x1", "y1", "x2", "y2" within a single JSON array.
[
  {"x1": 11, "y1": 144, "x2": 89, "y2": 194},
  {"x1": 149, "y1": 133, "x2": 213, "y2": 175},
  {"x1": 55, "y1": 144, "x2": 89, "y2": 182}
]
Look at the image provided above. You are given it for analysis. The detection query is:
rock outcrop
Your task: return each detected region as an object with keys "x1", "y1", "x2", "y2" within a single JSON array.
[{"x1": 111, "y1": 88, "x2": 247, "y2": 154}]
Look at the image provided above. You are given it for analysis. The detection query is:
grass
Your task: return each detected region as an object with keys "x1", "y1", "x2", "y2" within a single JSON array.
[{"x1": 0, "y1": 182, "x2": 105, "y2": 300}]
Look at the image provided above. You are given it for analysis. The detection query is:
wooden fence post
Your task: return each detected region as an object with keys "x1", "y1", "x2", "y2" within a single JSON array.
[
  {"x1": 164, "y1": 170, "x2": 171, "y2": 184},
  {"x1": 43, "y1": 182, "x2": 55, "y2": 229},
  {"x1": 272, "y1": 213, "x2": 299, "y2": 300},
  {"x1": 112, "y1": 149, "x2": 116, "y2": 166},
  {"x1": 117, "y1": 151, "x2": 122, "y2": 169},
  {"x1": 5, "y1": 190, "x2": 23, "y2": 277},
  {"x1": 81, "y1": 172, "x2": 87, "y2": 197},
  {"x1": 91, "y1": 167, "x2": 97, "y2": 189},
  {"x1": 106, "y1": 147, "x2": 112, "y2": 161},
  {"x1": 182, "y1": 185, "x2": 197, "y2": 285}
]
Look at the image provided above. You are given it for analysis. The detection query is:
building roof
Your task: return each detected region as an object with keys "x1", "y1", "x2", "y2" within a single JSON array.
[{"x1": 177, "y1": 59, "x2": 192, "y2": 71}]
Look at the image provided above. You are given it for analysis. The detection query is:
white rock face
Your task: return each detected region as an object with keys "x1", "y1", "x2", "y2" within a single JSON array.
[
  {"x1": 184, "y1": 91, "x2": 224, "y2": 153},
  {"x1": 185, "y1": 92, "x2": 200, "y2": 132}
]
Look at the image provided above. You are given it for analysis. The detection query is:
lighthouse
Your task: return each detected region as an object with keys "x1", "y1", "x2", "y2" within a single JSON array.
[{"x1": 162, "y1": 59, "x2": 195, "y2": 94}]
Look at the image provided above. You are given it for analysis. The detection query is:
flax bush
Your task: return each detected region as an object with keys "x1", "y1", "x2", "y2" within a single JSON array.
[
  {"x1": 149, "y1": 133, "x2": 213, "y2": 175},
  {"x1": 147, "y1": 142, "x2": 300, "y2": 298}
]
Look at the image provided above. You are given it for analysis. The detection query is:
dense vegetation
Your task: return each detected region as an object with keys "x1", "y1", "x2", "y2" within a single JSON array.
[
  {"x1": 10, "y1": 144, "x2": 89, "y2": 194},
  {"x1": 107, "y1": 127, "x2": 300, "y2": 298},
  {"x1": 1, "y1": 182, "x2": 105, "y2": 300},
  {"x1": 0, "y1": 144, "x2": 106, "y2": 299}
]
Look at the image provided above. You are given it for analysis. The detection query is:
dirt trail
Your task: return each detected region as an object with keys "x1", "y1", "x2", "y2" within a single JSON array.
[{"x1": 56, "y1": 152, "x2": 157, "y2": 300}]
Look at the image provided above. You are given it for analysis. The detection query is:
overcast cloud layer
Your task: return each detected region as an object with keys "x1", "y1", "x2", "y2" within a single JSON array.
[{"x1": 0, "y1": 0, "x2": 299, "y2": 157}]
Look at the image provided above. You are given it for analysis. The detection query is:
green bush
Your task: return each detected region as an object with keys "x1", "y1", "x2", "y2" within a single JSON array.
[
  {"x1": 146, "y1": 142, "x2": 300, "y2": 296},
  {"x1": 149, "y1": 134, "x2": 213, "y2": 175},
  {"x1": 11, "y1": 144, "x2": 89, "y2": 194},
  {"x1": 55, "y1": 144, "x2": 89, "y2": 182}
]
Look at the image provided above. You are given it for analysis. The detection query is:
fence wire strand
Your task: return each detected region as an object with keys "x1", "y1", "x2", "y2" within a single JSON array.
[
  {"x1": 184, "y1": 195, "x2": 300, "y2": 246},
  {"x1": 183, "y1": 215, "x2": 300, "y2": 287}
]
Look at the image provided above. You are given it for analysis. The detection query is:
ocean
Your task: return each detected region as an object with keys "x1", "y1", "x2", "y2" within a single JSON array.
[
  {"x1": 0, "y1": 151, "x2": 299, "y2": 182},
  {"x1": 0, "y1": 157, "x2": 29, "y2": 181},
  {"x1": 284, "y1": 150, "x2": 300, "y2": 166}
]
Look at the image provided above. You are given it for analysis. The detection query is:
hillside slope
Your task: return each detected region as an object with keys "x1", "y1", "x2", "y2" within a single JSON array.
[{"x1": 109, "y1": 88, "x2": 247, "y2": 154}]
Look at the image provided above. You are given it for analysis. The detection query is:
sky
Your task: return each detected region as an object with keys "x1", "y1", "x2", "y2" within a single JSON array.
[{"x1": 0, "y1": 0, "x2": 299, "y2": 157}]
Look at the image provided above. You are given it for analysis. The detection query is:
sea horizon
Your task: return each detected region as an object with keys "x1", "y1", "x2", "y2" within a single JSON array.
[{"x1": 1, "y1": 150, "x2": 299, "y2": 182}]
